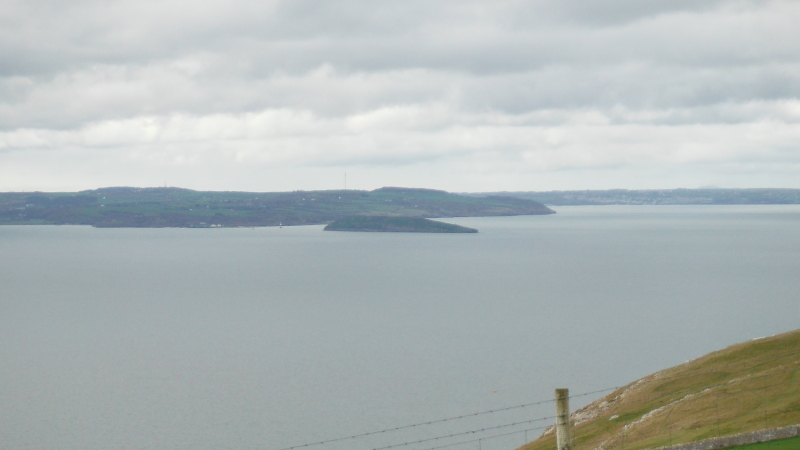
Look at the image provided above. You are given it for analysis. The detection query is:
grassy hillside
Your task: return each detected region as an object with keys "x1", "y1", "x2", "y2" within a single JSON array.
[
  {"x1": 0, "y1": 186, "x2": 554, "y2": 228},
  {"x1": 521, "y1": 330, "x2": 800, "y2": 450}
]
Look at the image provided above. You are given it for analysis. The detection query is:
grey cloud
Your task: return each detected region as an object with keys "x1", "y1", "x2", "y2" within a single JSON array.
[
  {"x1": 3, "y1": 59, "x2": 799, "y2": 130},
  {"x1": 1, "y1": 0, "x2": 799, "y2": 191},
  {"x1": 519, "y1": 0, "x2": 735, "y2": 26},
  {"x1": 168, "y1": 2, "x2": 800, "y2": 75},
  {"x1": 3, "y1": 0, "x2": 796, "y2": 77}
]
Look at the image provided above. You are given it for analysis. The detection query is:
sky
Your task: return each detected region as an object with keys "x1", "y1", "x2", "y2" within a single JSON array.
[{"x1": 1, "y1": 0, "x2": 799, "y2": 192}]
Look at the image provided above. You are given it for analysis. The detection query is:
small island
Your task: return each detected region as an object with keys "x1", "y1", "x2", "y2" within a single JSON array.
[{"x1": 324, "y1": 216, "x2": 478, "y2": 233}]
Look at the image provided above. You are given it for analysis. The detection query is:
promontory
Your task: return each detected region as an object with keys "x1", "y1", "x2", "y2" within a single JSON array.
[{"x1": 0, "y1": 186, "x2": 555, "y2": 228}]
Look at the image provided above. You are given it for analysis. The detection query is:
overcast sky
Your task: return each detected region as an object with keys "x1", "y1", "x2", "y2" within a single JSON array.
[{"x1": 1, "y1": 0, "x2": 799, "y2": 192}]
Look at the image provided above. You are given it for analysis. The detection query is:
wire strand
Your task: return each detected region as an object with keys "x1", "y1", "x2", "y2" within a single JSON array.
[
  {"x1": 372, "y1": 416, "x2": 555, "y2": 450},
  {"x1": 277, "y1": 399, "x2": 557, "y2": 450},
  {"x1": 276, "y1": 349, "x2": 800, "y2": 450},
  {"x1": 420, "y1": 425, "x2": 551, "y2": 450}
]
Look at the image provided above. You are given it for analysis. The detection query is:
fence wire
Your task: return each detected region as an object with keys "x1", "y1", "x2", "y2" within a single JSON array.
[{"x1": 276, "y1": 350, "x2": 800, "y2": 450}]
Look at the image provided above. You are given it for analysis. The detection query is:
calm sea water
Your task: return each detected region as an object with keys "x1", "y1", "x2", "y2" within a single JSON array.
[{"x1": 1, "y1": 206, "x2": 799, "y2": 450}]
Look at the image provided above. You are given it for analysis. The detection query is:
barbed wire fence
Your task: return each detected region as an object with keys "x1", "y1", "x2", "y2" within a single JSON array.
[{"x1": 274, "y1": 349, "x2": 799, "y2": 450}]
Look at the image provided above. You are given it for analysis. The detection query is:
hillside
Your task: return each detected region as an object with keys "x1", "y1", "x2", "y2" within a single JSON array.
[
  {"x1": 521, "y1": 329, "x2": 800, "y2": 450},
  {"x1": 0, "y1": 186, "x2": 554, "y2": 228}
]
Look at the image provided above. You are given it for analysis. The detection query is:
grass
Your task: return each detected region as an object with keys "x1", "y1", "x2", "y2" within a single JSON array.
[
  {"x1": 519, "y1": 329, "x2": 800, "y2": 450},
  {"x1": 727, "y1": 436, "x2": 800, "y2": 450}
]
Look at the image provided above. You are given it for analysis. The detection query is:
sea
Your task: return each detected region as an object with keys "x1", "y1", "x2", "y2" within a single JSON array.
[{"x1": 1, "y1": 205, "x2": 799, "y2": 450}]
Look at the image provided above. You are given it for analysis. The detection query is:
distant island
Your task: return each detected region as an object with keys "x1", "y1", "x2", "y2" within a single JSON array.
[
  {"x1": 0, "y1": 186, "x2": 554, "y2": 228},
  {"x1": 470, "y1": 188, "x2": 800, "y2": 205},
  {"x1": 324, "y1": 216, "x2": 478, "y2": 233}
]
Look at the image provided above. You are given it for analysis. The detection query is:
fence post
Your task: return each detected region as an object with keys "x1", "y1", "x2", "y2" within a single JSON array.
[{"x1": 556, "y1": 389, "x2": 572, "y2": 450}]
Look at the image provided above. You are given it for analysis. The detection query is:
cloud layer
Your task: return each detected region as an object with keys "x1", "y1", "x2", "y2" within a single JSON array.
[{"x1": 2, "y1": 0, "x2": 799, "y2": 191}]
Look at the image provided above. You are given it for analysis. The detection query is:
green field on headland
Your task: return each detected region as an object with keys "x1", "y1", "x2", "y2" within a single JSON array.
[
  {"x1": 0, "y1": 186, "x2": 554, "y2": 228},
  {"x1": 521, "y1": 329, "x2": 800, "y2": 450}
]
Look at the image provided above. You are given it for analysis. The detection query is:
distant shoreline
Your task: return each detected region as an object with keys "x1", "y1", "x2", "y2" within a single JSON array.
[{"x1": 464, "y1": 188, "x2": 800, "y2": 206}]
